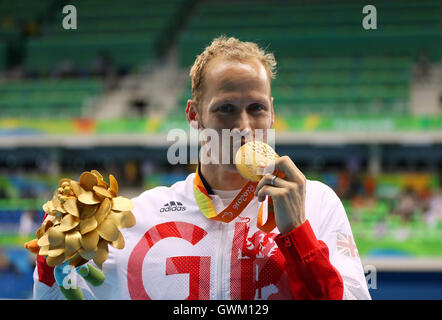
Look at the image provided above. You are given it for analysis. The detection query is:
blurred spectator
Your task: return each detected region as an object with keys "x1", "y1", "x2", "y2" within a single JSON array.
[
  {"x1": 20, "y1": 186, "x2": 36, "y2": 199},
  {"x1": 424, "y1": 188, "x2": 442, "y2": 227},
  {"x1": 2, "y1": 16, "x2": 13, "y2": 29},
  {"x1": 19, "y1": 210, "x2": 37, "y2": 236},
  {"x1": 394, "y1": 187, "x2": 418, "y2": 221},
  {"x1": 336, "y1": 172, "x2": 351, "y2": 199},
  {"x1": 375, "y1": 220, "x2": 388, "y2": 238},
  {"x1": 350, "y1": 189, "x2": 378, "y2": 223},
  {"x1": 0, "y1": 186, "x2": 7, "y2": 199},
  {"x1": 336, "y1": 171, "x2": 363, "y2": 200},
  {"x1": 124, "y1": 160, "x2": 141, "y2": 187},
  {"x1": 363, "y1": 175, "x2": 376, "y2": 197},
  {"x1": 129, "y1": 98, "x2": 149, "y2": 117},
  {"x1": 92, "y1": 51, "x2": 115, "y2": 78},
  {"x1": 439, "y1": 93, "x2": 442, "y2": 111},
  {"x1": 52, "y1": 59, "x2": 75, "y2": 78},
  {"x1": 142, "y1": 160, "x2": 155, "y2": 178},
  {"x1": 23, "y1": 20, "x2": 40, "y2": 36},
  {"x1": 415, "y1": 51, "x2": 430, "y2": 81},
  {"x1": 348, "y1": 174, "x2": 363, "y2": 199},
  {"x1": 0, "y1": 248, "x2": 19, "y2": 276}
]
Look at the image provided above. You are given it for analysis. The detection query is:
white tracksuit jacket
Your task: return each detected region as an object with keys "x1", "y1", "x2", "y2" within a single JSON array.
[{"x1": 33, "y1": 173, "x2": 371, "y2": 300}]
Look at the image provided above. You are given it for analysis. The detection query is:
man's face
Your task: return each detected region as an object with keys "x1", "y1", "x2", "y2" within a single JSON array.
[{"x1": 188, "y1": 56, "x2": 274, "y2": 170}]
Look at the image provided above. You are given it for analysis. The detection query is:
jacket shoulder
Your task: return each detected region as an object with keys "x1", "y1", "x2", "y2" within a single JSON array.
[
  {"x1": 305, "y1": 179, "x2": 347, "y2": 231},
  {"x1": 306, "y1": 179, "x2": 340, "y2": 203},
  {"x1": 131, "y1": 173, "x2": 194, "y2": 207}
]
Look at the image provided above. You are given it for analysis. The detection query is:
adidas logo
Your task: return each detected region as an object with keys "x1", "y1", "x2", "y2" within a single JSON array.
[{"x1": 160, "y1": 201, "x2": 186, "y2": 213}]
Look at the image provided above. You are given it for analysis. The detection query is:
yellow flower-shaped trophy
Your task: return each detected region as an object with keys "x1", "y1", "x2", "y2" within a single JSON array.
[{"x1": 24, "y1": 170, "x2": 136, "y2": 299}]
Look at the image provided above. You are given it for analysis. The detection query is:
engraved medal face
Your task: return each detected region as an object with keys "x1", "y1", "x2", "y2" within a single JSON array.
[{"x1": 235, "y1": 141, "x2": 278, "y2": 182}]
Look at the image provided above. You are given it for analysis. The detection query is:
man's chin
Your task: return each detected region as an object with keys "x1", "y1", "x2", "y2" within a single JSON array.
[{"x1": 220, "y1": 163, "x2": 240, "y2": 173}]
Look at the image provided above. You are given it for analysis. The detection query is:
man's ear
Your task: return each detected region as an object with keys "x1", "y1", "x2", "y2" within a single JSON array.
[
  {"x1": 270, "y1": 96, "x2": 275, "y2": 128},
  {"x1": 186, "y1": 99, "x2": 199, "y2": 129}
]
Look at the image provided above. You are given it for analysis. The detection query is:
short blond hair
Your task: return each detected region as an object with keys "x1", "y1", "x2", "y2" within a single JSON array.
[{"x1": 189, "y1": 35, "x2": 277, "y2": 109}]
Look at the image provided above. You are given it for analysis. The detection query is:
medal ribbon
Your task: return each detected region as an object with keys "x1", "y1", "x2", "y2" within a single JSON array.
[{"x1": 193, "y1": 167, "x2": 285, "y2": 233}]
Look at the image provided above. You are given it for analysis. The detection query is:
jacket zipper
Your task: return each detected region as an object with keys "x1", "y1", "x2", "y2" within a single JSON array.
[{"x1": 217, "y1": 222, "x2": 228, "y2": 300}]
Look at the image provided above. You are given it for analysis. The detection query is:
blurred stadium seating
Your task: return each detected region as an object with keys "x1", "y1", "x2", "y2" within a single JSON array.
[
  {"x1": 0, "y1": 78, "x2": 103, "y2": 118},
  {"x1": 176, "y1": 0, "x2": 440, "y2": 117},
  {"x1": 0, "y1": 0, "x2": 441, "y2": 299},
  {"x1": 24, "y1": 0, "x2": 192, "y2": 73}
]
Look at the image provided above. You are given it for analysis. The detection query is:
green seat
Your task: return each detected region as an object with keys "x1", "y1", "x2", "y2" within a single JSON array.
[{"x1": 0, "y1": 79, "x2": 104, "y2": 118}]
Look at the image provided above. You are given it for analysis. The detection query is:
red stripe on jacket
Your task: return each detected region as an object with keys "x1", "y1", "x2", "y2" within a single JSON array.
[{"x1": 274, "y1": 219, "x2": 344, "y2": 300}]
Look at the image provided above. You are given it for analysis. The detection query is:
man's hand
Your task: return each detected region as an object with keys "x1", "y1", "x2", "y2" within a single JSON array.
[{"x1": 255, "y1": 156, "x2": 306, "y2": 234}]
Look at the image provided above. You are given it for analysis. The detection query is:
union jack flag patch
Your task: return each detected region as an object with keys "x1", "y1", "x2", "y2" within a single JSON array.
[{"x1": 336, "y1": 232, "x2": 359, "y2": 258}]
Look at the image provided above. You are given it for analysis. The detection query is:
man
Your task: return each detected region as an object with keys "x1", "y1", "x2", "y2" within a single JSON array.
[{"x1": 34, "y1": 36, "x2": 371, "y2": 300}]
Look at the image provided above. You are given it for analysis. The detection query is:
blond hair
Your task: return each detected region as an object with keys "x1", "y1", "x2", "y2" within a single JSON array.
[{"x1": 189, "y1": 35, "x2": 277, "y2": 109}]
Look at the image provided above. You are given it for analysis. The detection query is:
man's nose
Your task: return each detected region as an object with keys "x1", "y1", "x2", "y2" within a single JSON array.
[
  {"x1": 236, "y1": 109, "x2": 253, "y2": 142},
  {"x1": 237, "y1": 109, "x2": 252, "y2": 132}
]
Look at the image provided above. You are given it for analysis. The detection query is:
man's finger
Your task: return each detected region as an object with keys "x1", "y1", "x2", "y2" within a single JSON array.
[
  {"x1": 263, "y1": 156, "x2": 305, "y2": 183},
  {"x1": 256, "y1": 184, "x2": 279, "y2": 202},
  {"x1": 255, "y1": 173, "x2": 291, "y2": 196}
]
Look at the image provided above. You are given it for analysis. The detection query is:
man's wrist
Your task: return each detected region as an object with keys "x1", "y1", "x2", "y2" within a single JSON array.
[
  {"x1": 274, "y1": 219, "x2": 319, "y2": 260},
  {"x1": 277, "y1": 215, "x2": 306, "y2": 234}
]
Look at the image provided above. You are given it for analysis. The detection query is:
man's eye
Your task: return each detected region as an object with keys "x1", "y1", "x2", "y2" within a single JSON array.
[
  {"x1": 249, "y1": 103, "x2": 265, "y2": 112},
  {"x1": 219, "y1": 104, "x2": 235, "y2": 113}
]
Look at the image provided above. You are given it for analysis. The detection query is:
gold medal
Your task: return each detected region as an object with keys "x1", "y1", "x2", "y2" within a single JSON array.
[{"x1": 235, "y1": 141, "x2": 279, "y2": 182}]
